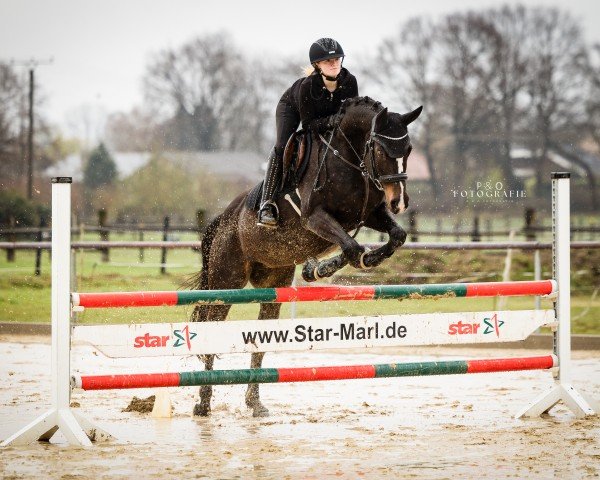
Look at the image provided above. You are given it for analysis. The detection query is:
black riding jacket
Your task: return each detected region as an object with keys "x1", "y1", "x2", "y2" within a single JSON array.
[{"x1": 275, "y1": 67, "x2": 358, "y2": 153}]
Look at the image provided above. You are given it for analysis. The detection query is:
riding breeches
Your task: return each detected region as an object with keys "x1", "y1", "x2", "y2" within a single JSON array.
[{"x1": 275, "y1": 99, "x2": 301, "y2": 157}]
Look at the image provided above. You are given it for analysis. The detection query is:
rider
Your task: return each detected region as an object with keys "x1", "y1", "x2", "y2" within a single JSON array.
[{"x1": 257, "y1": 37, "x2": 359, "y2": 228}]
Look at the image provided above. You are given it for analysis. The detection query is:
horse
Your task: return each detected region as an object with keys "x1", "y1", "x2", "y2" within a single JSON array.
[{"x1": 189, "y1": 96, "x2": 422, "y2": 417}]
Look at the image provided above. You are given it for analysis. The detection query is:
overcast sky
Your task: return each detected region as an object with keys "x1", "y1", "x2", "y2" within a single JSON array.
[{"x1": 1, "y1": 0, "x2": 599, "y2": 136}]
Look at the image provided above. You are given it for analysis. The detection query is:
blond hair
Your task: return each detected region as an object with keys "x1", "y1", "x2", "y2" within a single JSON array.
[{"x1": 303, "y1": 65, "x2": 316, "y2": 76}]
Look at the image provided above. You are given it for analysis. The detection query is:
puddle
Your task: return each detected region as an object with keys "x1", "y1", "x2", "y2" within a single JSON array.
[{"x1": 1, "y1": 340, "x2": 599, "y2": 478}]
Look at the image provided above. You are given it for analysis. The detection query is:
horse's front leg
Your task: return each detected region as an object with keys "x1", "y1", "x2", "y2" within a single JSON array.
[
  {"x1": 360, "y1": 202, "x2": 407, "y2": 268},
  {"x1": 302, "y1": 253, "x2": 349, "y2": 282},
  {"x1": 301, "y1": 206, "x2": 365, "y2": 280},
  {"x1": 192, "y1": 304, "x2": 231, "y2": 416}
]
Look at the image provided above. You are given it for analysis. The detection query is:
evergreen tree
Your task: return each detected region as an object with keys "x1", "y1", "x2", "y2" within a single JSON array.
[{"x1": 84, "y1": 143, "x2": 117, "y2": 189}]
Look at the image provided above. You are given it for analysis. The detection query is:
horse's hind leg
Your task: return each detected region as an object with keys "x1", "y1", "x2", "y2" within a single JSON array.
[
  {"x1": 246, "y1": 264, "x2": 295, "y2": 417},
  {"x1": 190, "y1": 246, "x2": 249, "y2": 417},
  {"x1": 245, "y1": 303, "x2": 280, "y2": 417},
  {"x1": 192, "y1": 304, "x2": 232, "y2": 417}
]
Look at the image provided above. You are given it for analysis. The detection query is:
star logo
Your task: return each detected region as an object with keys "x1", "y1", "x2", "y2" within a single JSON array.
[
  {"x1": 483, "y1": 313, "x2": 504, "y2": 337},
  {"x1": 173, "y1": 325, "x2": 197, "y2": 350}
]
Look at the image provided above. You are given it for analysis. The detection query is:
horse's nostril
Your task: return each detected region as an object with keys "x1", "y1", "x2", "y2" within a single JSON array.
[{"x1": 391, "y1": 199, "x2": 399, "y2": 210}]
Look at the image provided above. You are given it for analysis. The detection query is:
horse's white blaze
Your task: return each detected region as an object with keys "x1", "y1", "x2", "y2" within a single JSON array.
[
  {"x1": 397, "y1": 181, "x2": 407, "y2": 213},
  {"x1": 396, "y1": 158, "x2": 408, "y2": 213}
]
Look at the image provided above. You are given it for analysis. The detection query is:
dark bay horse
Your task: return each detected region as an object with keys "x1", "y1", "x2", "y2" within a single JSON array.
[{"x1": 189, "y1": 96, "x2": 422, "y2": 416}]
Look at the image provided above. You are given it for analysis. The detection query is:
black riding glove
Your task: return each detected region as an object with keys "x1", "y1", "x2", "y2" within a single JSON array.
[{"x1": 308, "y1": 112, "x2": 342, "y2": 133}]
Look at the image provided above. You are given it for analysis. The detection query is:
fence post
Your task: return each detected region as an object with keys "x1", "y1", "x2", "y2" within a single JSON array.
[
  {"x1": 196, "y1": 209, "x2": 205, "y2": 235},
  {"x1": 524, "y1": 207, "x2": 536, "y2": 241},
  {"x1": 138, "y1": 228, "x2": 144, "y2": 263},
  {"x1": 195, "y1": 209, "x2": 205, "y2": 258},
  {"x1": 98, "y1": 208, "x2": 109, "y2": 263},
  {"x1": 408, "y1": 210, "x2": 418, "y2": 242},
  {"x1": 160, "y1": 216, "x2": 170, "y2": 275},
  {"x1": 34, "y1": 215, "x2": 48, "y2": 276},
  {"x1": 471, "y1": 215, "x2": 481, "y2": 242},
  {"x1": 7, "y1": 215, "x2": 15, "y2": 262}
]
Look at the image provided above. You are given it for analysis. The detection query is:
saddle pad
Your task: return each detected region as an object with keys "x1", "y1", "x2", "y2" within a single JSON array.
[{"x1": 245, "y1": 182, "x2": 302, "y2": 218}]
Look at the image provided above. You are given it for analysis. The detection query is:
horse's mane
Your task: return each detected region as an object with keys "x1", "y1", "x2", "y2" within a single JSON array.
[{"x1": 339, "y1": 96, "x2": 384, "y2": 116}]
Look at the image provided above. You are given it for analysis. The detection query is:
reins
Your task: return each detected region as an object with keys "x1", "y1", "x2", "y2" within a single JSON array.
[
  {"x1": 311, "y1": 111, "x2": 410, "y2": 239},
  {"x1": 316, "y1": 128, "x2": 371, "y2": 237}
]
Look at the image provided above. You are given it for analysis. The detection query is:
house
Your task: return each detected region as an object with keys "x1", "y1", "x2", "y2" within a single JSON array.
[{"x1": 510, "y1": 145, "x2": 600, "y2": 179}]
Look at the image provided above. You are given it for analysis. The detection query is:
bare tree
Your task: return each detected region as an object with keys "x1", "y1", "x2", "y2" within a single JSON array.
[
  {"x1": 437, "y1": 11, "x2": 502, "y2": 188},
  {"x1": 570, "y1": 42, "x2": 600, "y2": 209},
  {"x1": 105, "y1": 106, "x2": 161, "y2": 152},
  {"x1": 143, "y1": 32, "x2": 267, "y2": 152},
  {"x1": 481, "y1": 5, "x2": 531, "y2": 190},
  {"x1": 525, "y1": 7, "x2": 588, "y2": 196},
  {"x1": 371, "y1": 16, "x2": 446, "y2": 200},
  {"x1": 0, "y1": 64, "x2": 25, "y2": 184},
  {"x1": 581, "y1": 43, "x2": 600, "y2": 150}
]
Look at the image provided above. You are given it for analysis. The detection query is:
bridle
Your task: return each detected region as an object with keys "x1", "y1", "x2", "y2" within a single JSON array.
[
  {"x1": 317, "y1": 122, "x2": 410, "y2": 191},
  {"x1": 315, "y1": 114, "x2": 410, "y2": 232},
  {"x1": 365, "y1": 131, "x2": 410, "y2": 190}
]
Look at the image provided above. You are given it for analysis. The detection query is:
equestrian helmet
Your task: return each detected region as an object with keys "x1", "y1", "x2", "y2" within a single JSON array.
[{"x1": 309, "y1": 38, "x2": 344, "y2": 64}]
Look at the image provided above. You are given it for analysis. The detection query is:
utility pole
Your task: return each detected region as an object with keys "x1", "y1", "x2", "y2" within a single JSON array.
[
  {"x1": 27, "y1": 67, "x2": 34, "y2": 199},
  {"x1": 8, "y1": 58, "x2": 53, "y2": 199}
]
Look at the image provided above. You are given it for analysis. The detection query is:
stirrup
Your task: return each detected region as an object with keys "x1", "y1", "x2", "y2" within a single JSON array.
[{"x1": 257, "y1": 202, "x2": 279, "y2": 228}]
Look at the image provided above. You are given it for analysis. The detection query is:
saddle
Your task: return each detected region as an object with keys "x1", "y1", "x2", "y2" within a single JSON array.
[{"x1": 246, "y1": 131, "x2": 312, "y2": 212}]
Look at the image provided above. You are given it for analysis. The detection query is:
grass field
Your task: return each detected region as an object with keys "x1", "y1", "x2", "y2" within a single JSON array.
[{"x1": 1, "y1": 236, "x2": 598, "y2": 334}]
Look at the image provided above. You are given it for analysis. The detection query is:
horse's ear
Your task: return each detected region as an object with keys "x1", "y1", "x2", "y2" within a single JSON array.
[
  {"x1": 402, "y1": 106, "x2": 423, "y2": 125},
  {"x1": 371, "y1": 107, "x2": 388, "y2": 132}
]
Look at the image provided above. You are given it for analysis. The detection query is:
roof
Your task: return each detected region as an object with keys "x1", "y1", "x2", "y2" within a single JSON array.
[
  {"x1": 162, "y1": 150, "x2": 264, "y2": 182},
  {"x1": 510, "y1": 145, "x2": 600, "y2": 178},
  {"x1": 45, "y1": 148, "x2": 432, "y2": 183}
]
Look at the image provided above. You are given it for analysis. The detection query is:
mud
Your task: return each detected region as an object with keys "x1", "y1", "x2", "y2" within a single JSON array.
[
  {"x1": 406, "y1": 291, "x2": 457, "y2": 300},
  {"x1": 122, "y1": 396, "x2": 156, "y2": 413},
  {"x1": 1, "y1": 336, "x2": 599, "y2": 479}
]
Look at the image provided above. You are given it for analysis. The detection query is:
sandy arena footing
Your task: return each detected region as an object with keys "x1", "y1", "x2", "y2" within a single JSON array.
[{"x1": 1, "y1": 337, "x2": 599, "y2": 479}]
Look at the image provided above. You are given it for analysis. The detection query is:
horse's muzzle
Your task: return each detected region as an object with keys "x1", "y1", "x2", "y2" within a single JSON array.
[{"x1": 384, "y1": 183, "x2": 403, "y2": 215}]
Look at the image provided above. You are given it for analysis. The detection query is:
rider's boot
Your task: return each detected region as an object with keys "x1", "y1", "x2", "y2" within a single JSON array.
[{"x1": 257, "y1": 147, "x2": 282, "y2": 228}]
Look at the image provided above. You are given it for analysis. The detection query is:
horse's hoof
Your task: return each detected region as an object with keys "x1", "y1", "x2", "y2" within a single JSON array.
[
  {"x1": 193, "y1": 403, "x2": 210, "y2": 417},
  {"x1": 252, "y1": 405, "x2": 270, "y2": 417},
  {"x1": 302, "y1": 257, "x2": 319, "y2": 282}
]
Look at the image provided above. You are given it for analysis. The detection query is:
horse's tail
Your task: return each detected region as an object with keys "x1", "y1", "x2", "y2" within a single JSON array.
[
  {"x1": 199, "y1": 215, "x2": 222, "y2": 289},
  {"x1": 182, "y1": 214, "x2": 222, "y2": 291}
]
